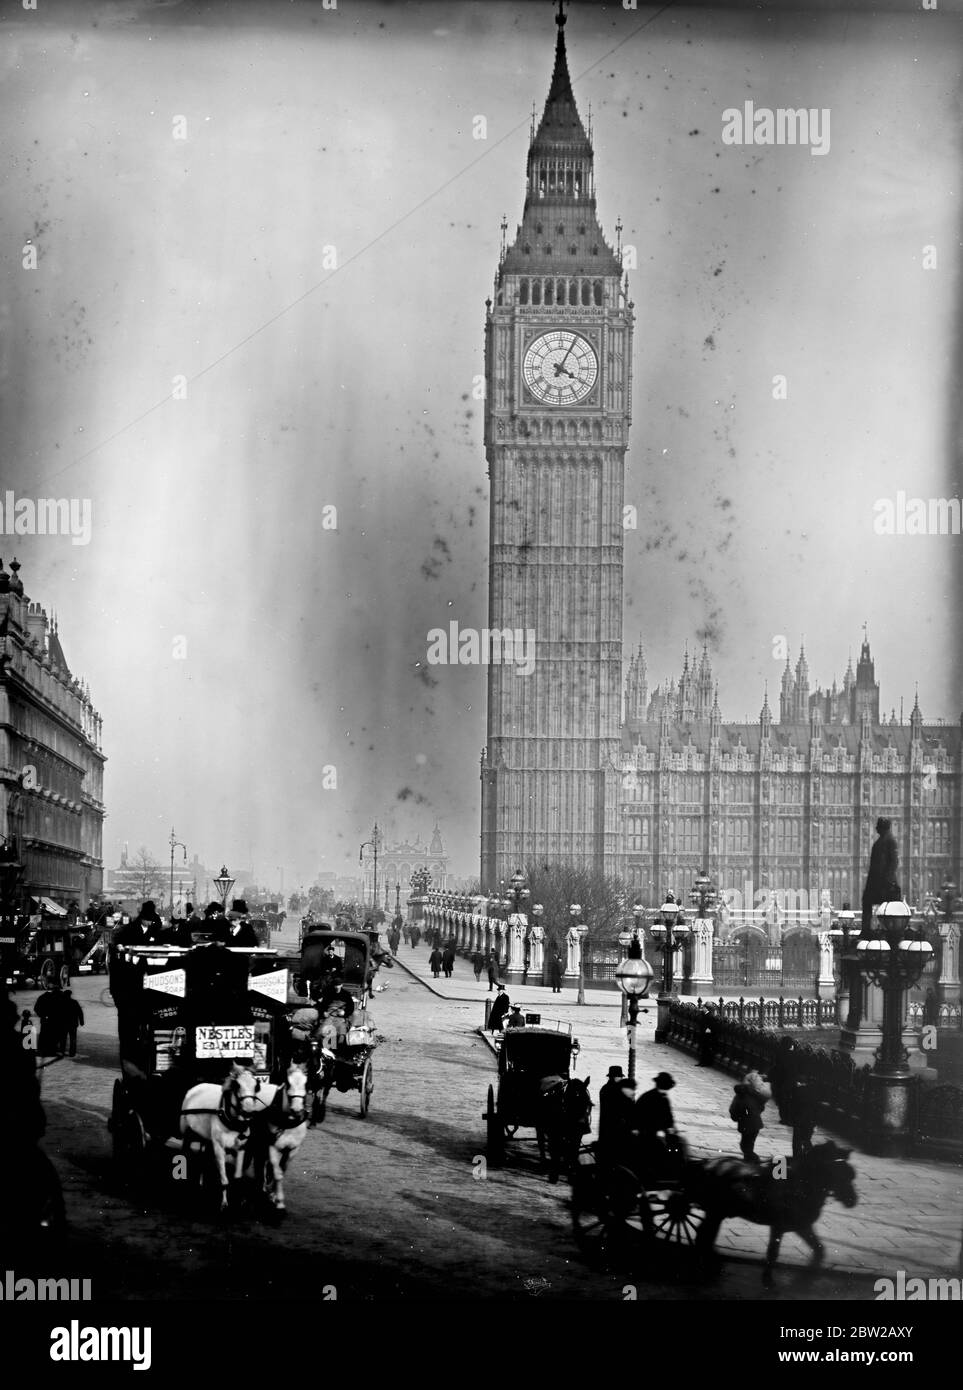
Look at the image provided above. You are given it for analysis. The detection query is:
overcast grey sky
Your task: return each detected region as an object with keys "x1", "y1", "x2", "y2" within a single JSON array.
[{"x1": 2, "y1": 0, "x2": 960, "y2": 889}]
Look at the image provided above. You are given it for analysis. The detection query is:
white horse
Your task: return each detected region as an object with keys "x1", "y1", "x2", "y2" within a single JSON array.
[
  {"x1": 180, "y1": 1065, "x2": 262, "y2": 1212},
  {"x1": 251, "y1": 1062, "x2": 309, "y2": 1212}
]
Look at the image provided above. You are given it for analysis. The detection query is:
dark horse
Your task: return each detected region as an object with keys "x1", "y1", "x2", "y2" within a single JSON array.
[
  {"x1": 536, "y1": 1075, "x2": 592, "y2": 1184},
  {"x1": 690, "y1": 1140, "x2": 858, "y2": 1285}
]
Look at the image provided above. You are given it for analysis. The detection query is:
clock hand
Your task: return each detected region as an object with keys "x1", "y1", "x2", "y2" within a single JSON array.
[{"x1": 552, "y1": 363, "x2": 576, "y2": 379}]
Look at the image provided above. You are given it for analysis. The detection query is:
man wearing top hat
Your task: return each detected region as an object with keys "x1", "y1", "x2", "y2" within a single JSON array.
[
  {"x1": 224, "y1": 900, "x2": 259, "y2": 947},
  {"x1": 488, "y1": 983, "x2": 511, "y2": 1032}
]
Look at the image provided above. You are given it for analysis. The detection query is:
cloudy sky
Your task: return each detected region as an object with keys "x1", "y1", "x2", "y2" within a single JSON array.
[{"x1": 2, "y1": 0, "x2": 961, "y2": 890}]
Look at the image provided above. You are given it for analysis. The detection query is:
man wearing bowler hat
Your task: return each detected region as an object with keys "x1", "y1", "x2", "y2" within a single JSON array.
[
  {"x1": 634, "y1": 1072, "x2": 680, "y2": 1182},
  {"x1": 597, "y1": 1065, "x2": 636, "y2": 1160}
]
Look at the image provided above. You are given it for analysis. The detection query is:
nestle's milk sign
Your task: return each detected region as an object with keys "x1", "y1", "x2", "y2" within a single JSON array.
[{"x1": 195, "y1": 1025, "x2": 255, "y2": 1058}]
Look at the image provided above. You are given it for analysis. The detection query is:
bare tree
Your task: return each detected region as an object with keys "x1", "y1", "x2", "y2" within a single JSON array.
[
  {"x1": 522, "y1": 862, "x2": 631, "y2": 953},
  {"x1": 131, "y1": 846, "x2": 164, "y2": 901}
]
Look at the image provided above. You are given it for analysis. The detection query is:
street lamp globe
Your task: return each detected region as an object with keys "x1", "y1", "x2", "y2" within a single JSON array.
[{"x1": 616, "y1": 954, "x2": 653, "y2": 998}]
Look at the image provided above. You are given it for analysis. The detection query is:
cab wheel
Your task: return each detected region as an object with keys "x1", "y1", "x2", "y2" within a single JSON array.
[{"x1": 359, "y1": 1058, "x2": 373, "y2": 1117}]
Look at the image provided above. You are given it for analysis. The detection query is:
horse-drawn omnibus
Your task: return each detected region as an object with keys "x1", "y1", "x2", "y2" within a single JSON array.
[
  {"x1": 483, "y1": 1022, "x2": 591, "y2": 1180},
  {"x1": 107, "y1": 937, "x2": 306, "y2": 1208},
  {"x1": 2, "y1": 915, "x2": 81, "y2": 990}
]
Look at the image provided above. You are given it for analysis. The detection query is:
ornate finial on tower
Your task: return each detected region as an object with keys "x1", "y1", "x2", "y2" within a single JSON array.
[
  {"x1": 556, "y1": 0, "x2": 567, "y2": 28},
  {"x1": 500, "y1": 214, "x2": 508, "y2": 262},
  {"x1": 615, "y1": 215, "x2": 623, "y2": 264}
]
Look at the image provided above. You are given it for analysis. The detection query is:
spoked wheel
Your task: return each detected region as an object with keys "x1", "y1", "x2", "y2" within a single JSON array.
[
  {"x1": 359, "y1": 1057, "x2": 373, "y2": 1117},
  {"x1": 59, "y1": 964, "x2": 70, "y2": 989},
  {"x1": 571, "y1": 1157, "x2": 643, "y2": 1268},
  {"x1": 110, "y1": 1080, "x2": 147, "y2": 1182},
  {"x1": 485, "y1": 1084, "x2": 504, "y2": 1167},
  {"x1": 40, "y1": 958, "x2": 57, "y2": 990},
  {"x1": 642, "y1": 1185, "x2": 707, "y2": 1249}
]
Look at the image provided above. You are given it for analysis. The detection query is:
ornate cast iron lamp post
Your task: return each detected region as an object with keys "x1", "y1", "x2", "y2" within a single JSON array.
[
  {"x1": 615, "y1": 934, "x2": 653, "y2": 1085},
  {"x1": 650, "y1": 894, "x2": 690, "y2": 1044},
  {"x1": 213, "y1": 866, "x2": 234, "y2": 910},
  {"x1": 569, "y1": 903, "x2": 587, "y2": 1005},
  {"x1": 689, "y1": 869, "x2": 718, "y2": 921},
  {"x1": 856, "y1": 899, "x2": 934, "y2": 1152}
]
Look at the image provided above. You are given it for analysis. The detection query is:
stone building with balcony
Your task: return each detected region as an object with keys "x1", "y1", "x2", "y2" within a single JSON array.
[{"x1": 0, "y1": 560, "x2": 105, "y2": 910}]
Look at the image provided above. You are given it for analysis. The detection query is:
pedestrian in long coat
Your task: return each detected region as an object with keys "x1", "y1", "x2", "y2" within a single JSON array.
[
  {"x1": 486, "y1": 951, "x2": 499, "y2": 991},
  {"x1": 34, "y1": 988, "x2": 66, "y2": 1056},
  {"x1": 488, "y1": 984, "x2": 511, "y2": 1031},
  {"x1": 472, "y1": 949, "x2": 484, "y2": 981},
  {"x1": 769, "y1": 1037, "x2": 799, "y2": 1125},
  {"x1": 441, "y1": 946, "x2": 455, "y2": 979},
  {"x1": 549, "y1": 950, "x2": 563, "y2": 994},
  {"x1": 597, "y1": 1066, "x2": 636, "y2": 1161},
  {"x1": 428, "y1": 947, "x2": 443, "y2": 979},
  {"x1": 697, "y1": 1006, "x2": 718, "y2": 1067},
  {"x1": 790, "y1": 1081, "x2": 819, "y2": 1159},
  {"x1": 61, "y1": 989, "x2": 85, "y2": 1057},
  {"x1": 729, "y1": 1082, "x2": 765, "y2": 1162}
]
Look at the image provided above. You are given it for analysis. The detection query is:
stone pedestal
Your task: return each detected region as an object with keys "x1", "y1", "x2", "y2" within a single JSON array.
[
  {"x1": 505, "y1": 913, "x2": 526, "y2": 982},
  {"x1": 528, "y1": 924, "x2": 544, "y2": 979},
  {"x1": 838, "y1": 977, "x2": 931, "y2": 1073},
  {"x1": 565, "y1": 925, "x2": 581, "y2": 979},
  {"x1": 864, "y1": 1073, "x2": 917, "y2": 1156},
  {"x1": 938, "y1": 923, "x2": 960, "y2": 1010},
  {"x1": 817, "y1": 930, "x2": 836, "y2": 1001},
  {"x1": 684, "y1": 920, "x2": 714, "y2": 995}
]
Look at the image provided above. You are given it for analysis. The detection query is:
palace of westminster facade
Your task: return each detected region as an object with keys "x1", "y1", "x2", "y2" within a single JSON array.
[
  {"x1": 620, "y1": 636, "x2": 961, "y2": 910},
  {"x1": 479, "y1": 9, "x2": 961, "y2": 908}
]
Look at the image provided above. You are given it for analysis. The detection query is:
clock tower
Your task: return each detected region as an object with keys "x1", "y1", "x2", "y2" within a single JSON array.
[{"x1": 480, "y1": 6, "x2": 633, "y2": 887}]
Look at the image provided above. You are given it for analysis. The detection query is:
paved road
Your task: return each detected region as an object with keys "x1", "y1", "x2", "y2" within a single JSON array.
[{"x1": 13, "y1": 931, "x2": 950, "y2": 1303}]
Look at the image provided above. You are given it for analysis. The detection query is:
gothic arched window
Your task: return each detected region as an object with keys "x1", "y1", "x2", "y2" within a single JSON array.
[
  {"x1": 581, "y1": 281, "x2": 591, "y2": 306},
  {"x1": 519, "y1": 279, "x2": 529, "y2": 305},
  {"x1": 556, "y1": 279, "x2": 566, "y2": 304},
  {"x1": 593, "y1": 279, "x2": 603, "y2": 306},
  {"x1": 544, "y1": 279, "x2": 554, "y2": 305},
  {"x1": 532, "y1": 280, "x2": 541, "y2": 305}
]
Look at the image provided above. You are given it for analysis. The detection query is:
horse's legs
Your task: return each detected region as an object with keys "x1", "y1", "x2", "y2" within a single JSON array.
[
  {"x1": 797, "y1": 1225, "x2": 825, "y2": 1266},
  {"x1": 694, "y1": 1211, "x2": 723, "y2": 1271},
  {"x1": 763, "y1": 1227, "x2": 783, "y2": 1286},
  {"x1": 268, "y1": 1144, "x2": 284, "y2": 1210},
  {"x1": 535, "y1": 1124, "x2": 547, "y2": 1167},
  {"x1": 212, "y1": 1140, "x2": 230, "y2": 1212}
]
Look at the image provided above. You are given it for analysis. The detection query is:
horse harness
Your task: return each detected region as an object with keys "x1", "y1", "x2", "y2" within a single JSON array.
[{"x1": 181, "y1": 1075, "x2": 263, "y2": 1133}]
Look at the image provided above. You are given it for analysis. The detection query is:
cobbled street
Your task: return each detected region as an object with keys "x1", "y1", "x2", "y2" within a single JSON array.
[{"x1": 19, "y1": 926, "x2": 960, "y2": 1302}]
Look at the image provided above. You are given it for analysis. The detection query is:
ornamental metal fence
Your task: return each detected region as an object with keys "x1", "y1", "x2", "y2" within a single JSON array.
[{"x1": 665, "y1": 998, "x2": 963, "y2": 1156}]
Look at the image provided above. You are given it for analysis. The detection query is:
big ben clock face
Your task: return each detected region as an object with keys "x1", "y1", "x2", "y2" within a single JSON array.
[{"x1": 522, "y1": 330, "x2": 598, "y2": 406}]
